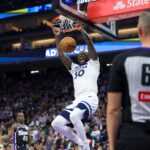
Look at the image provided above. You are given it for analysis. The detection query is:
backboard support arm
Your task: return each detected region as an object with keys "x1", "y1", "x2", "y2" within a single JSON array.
[{"x1": 52, "y1": 0, "x2": 118, "y2": 40}]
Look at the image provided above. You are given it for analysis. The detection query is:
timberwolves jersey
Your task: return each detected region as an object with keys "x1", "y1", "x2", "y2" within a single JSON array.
[
  {"x1": 69, "y1": 58, "x2": 100, "y2": 98},
  {"x1": 13, "y1": 123, "x2": 29, "y2": 150},
  {"x1": 109, "y1": 47, "x2": 150, "y2": 123}
]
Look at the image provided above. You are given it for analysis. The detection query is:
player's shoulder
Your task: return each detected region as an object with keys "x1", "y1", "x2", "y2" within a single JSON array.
[
  {"x1": 10, "y1": 123, "x2": 17, "y2": 130},
  {"x1": 88, "y1": 57, "x2": 100, "y2": 64},
  {"x1": 22, "y1": 124, "x2": 29, "y2": 130},
  {"x1": 113, "y1": 47, "x2": 144, "y2": 63}
]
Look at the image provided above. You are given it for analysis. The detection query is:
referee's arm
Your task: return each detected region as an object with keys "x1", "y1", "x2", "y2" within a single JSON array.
[
  {"x1": 107, "y1": 55, "x2": 123, "y2": 150},
  {"x1": 107, "y1": 92, "x2": 122, "y2": 150}
]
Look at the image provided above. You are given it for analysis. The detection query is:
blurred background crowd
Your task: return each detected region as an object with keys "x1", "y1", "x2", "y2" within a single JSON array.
[{"x1": 0, "y1": 68, "x2": 108, "y2": 150}]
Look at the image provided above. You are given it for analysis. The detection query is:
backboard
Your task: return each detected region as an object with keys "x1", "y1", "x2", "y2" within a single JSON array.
[{"x1": 52, "y1": 0, "x2": 118, "y2": 40}]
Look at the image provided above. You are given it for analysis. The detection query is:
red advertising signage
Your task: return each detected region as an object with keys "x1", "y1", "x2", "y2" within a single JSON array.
[{"x1": 87, "y1": 0, "x2": 150, "y2": 23}]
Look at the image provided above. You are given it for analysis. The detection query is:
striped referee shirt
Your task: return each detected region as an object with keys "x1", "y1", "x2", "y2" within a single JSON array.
[{"x1": 108, "y1": 47, "x2": 150, "y2": 123}]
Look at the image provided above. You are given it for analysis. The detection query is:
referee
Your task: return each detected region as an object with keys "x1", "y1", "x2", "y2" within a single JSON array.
[{"x1": 107, "y1": 9, "x2": 150, "y2": 150}]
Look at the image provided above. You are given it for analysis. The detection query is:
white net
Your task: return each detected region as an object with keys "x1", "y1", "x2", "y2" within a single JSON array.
[{"x1": 51, "y1": 15, "x2": 80, "y2": 32}]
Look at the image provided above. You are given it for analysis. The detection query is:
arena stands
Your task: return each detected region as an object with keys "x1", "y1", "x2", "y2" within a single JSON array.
[{"x1": 0, "y1": 68, "x2": 108, "y2": 150}]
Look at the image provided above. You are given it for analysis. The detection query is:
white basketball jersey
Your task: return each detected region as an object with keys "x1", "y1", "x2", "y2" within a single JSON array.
[{"x1": 69, "y1": 58, "x2": 100, "y2": 98}]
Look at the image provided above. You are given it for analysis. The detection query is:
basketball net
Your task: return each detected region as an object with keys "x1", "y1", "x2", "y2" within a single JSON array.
[{"x1": 50, "y1": 15, "x2": 81, "y2": 33}]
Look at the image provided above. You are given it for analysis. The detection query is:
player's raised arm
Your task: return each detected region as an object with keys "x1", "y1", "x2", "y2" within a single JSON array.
[
  {"x1": 51, "y1": 28, "x2": 72, "y2": 70},
  {"x1": 80, "y1": 28, "x2": 97, "y2": 60}
]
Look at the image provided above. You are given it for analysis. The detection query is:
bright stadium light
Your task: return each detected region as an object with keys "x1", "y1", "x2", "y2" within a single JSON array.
[{"x1": 30, "y1": 70, "x2": 39, "y2": 74}]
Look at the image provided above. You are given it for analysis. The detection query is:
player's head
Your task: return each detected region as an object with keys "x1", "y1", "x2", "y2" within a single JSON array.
[
  {"x1": 138, "y1": 9, "x2": 150, "y2": 45},
  {"x1": 77, "y1": 51, "x2": 89, "y2": 65},
  {"x1": 16, "y1": 112, "x2": 25, "y2": 124}
]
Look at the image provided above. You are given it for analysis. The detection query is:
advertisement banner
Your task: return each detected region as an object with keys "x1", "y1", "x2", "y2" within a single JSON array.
[
  {"x1": 87, "y1": 0, "x2": 150, "y2": 23},
  {"x1": 0, "y1": 41, "x2": 141, "y2": 64},
  {"x1": 45, "y1": 41, "x2": 141, "y2": 58}
]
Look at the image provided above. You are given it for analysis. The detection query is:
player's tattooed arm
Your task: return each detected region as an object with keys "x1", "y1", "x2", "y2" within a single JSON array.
[
  {"x1": 53, "y1": 31, "x2": 72, "y2": 70},
  {"x1": 80, "y1": 28, "x2": 97, "y2": 60}
]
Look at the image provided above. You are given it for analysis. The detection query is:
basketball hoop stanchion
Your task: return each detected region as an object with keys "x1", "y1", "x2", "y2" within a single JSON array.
[{"x1": 52, "y1": 0, "x2": 119, "y2": 40}]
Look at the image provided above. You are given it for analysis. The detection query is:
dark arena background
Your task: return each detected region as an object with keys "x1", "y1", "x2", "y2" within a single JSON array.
[{"x1": 0, "y1": 0, "x2": 148, "y2": 150}]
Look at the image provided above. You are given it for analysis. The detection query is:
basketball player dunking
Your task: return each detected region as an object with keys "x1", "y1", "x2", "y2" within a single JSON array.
[
  {"x1": 51, "y1": 27, "x2": 100, "y2": 150},
  {"x1": 0, "y1": 112, "x2": 33, "y2": 150}
]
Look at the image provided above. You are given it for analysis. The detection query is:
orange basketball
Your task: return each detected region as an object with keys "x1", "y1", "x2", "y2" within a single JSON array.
[{"x1": 60, "y1": 37, "x2": 76, "y2": 53}]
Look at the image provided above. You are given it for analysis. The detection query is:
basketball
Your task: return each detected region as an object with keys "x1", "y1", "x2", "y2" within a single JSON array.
[{"x1": 60, "y1": 37, "x2": 76, "y2": 53}]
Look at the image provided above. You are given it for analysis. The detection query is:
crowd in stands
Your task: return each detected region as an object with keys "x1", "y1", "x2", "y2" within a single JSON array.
[
  {"x1": 0, "y1": 24, "x2": 49, "y2": 37},
  {"x1": 0, "y1": 23, "x2": 52, "y2": 54},
  {"x1": 0, "y1": 68, "x2": 108, "y2": 150}
]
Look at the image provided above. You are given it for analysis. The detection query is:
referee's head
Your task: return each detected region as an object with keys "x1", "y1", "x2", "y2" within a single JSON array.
[{"x1": 138, "y1": 9, "x2": 150, "y2": 45}]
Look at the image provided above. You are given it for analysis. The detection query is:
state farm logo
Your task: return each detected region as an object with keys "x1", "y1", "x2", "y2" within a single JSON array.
[
  {"x1": 113, "y1": 1, "x2": 126, "y2": 10},
  {"x1": 113, "y1": 0, "x2": 150, "y2": 10}
]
